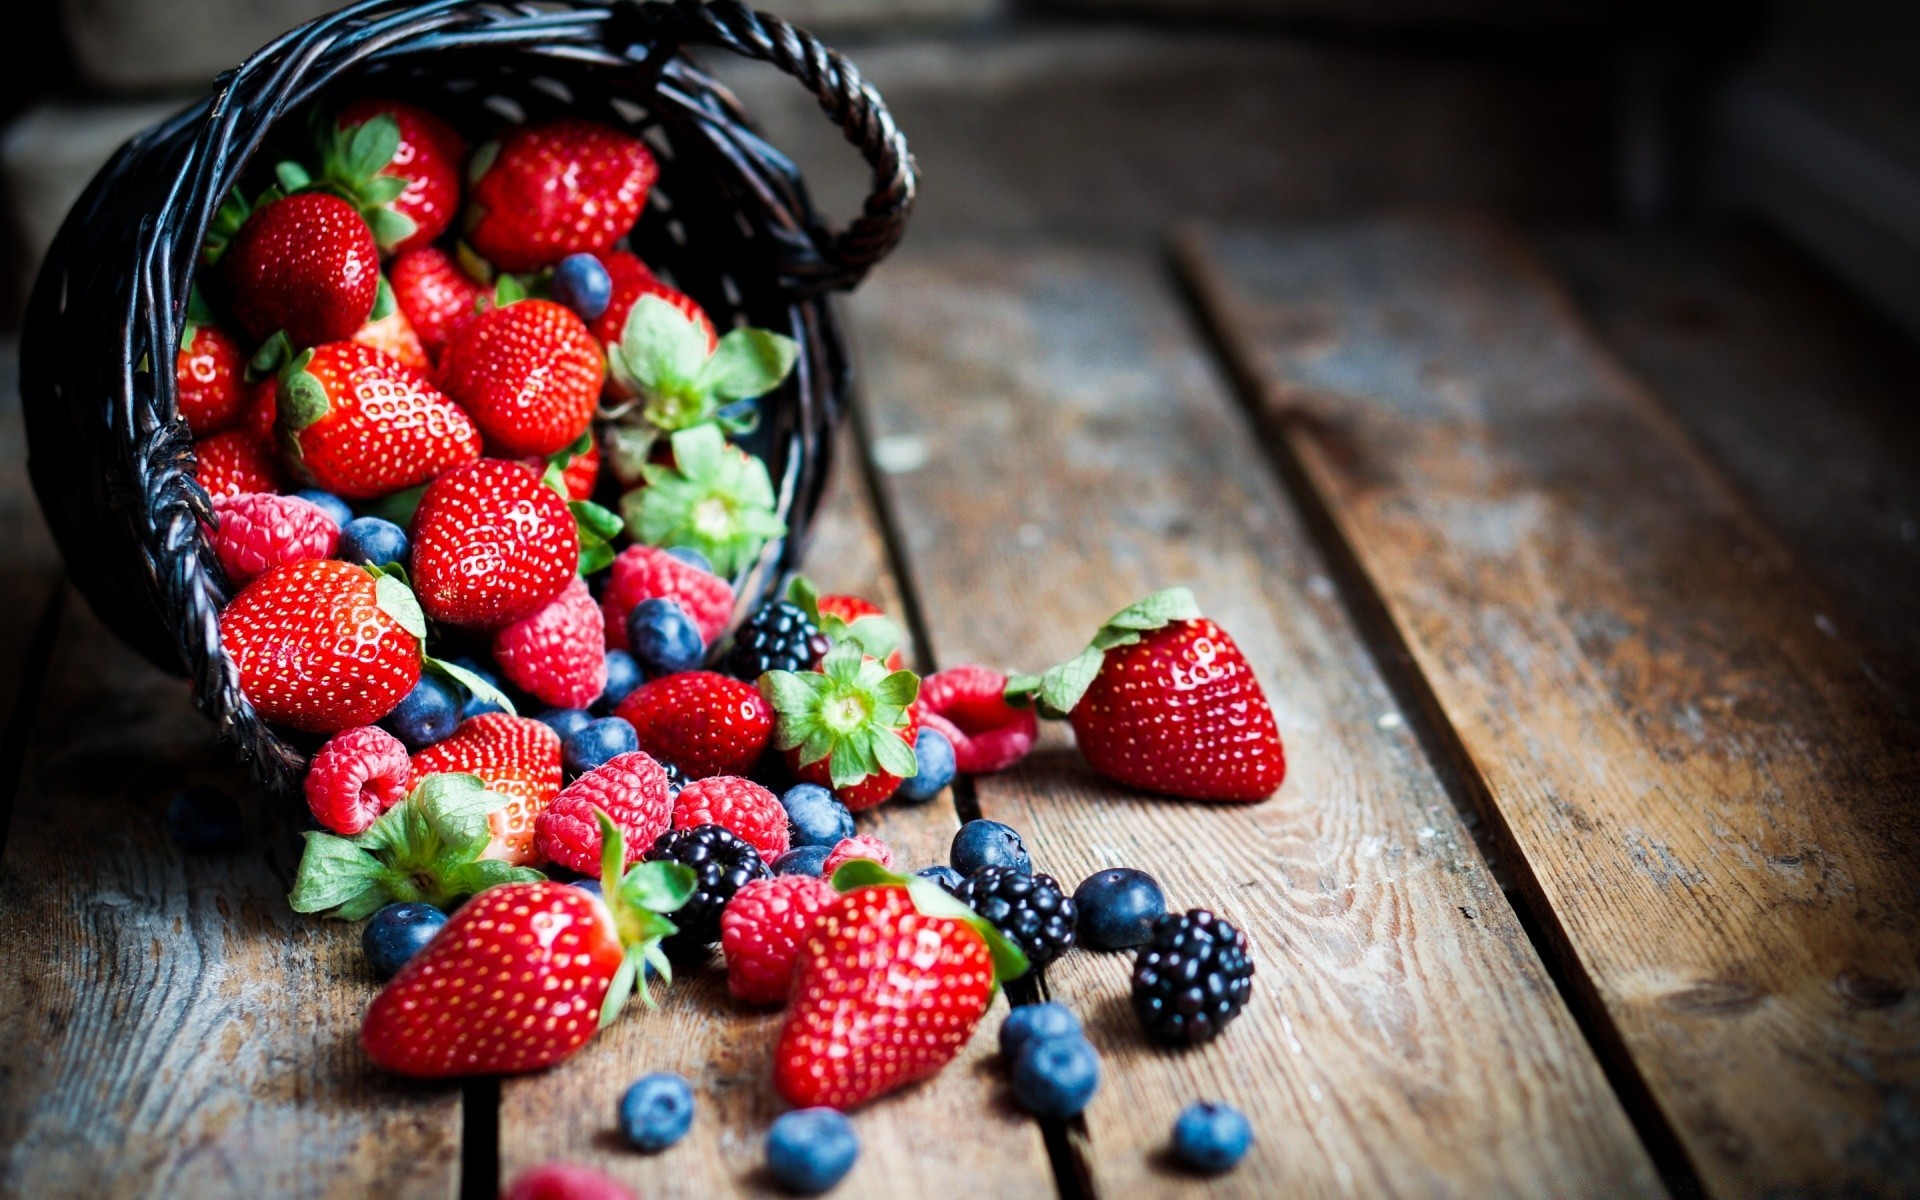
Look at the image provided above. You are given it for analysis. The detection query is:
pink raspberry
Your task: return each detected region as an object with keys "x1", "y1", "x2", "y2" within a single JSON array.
[
  {"x1": 601, "y1": 544, "x2": 734, "y2": 650},
  {"x1": 208, "y1": 492, "x2": 339, "y2": 587},
  {"x1": 917, "y1": 664, "x2": 1039, "y2": 774},
  {"x1": 493, "y1": 575, "x2": 606, "y2": 708},
  {"x1": 672, "y1": 775, "x2": 788, "y2": 861},
  {"x1": 305, "y1": 726, "x2": 411, "y2": 835},
  {"x1": 822, "y1": 833, "x2": 894, "y2": 876},
  {"x1": 533, "y1": 751, "x2": 673, "y2": 874},
  {"x1": 503, "y1": 1163, "x2": 637, "y2": 1200},
  {"x1": 720, "y1": 874, "x2": 836, "y2": 1005}
]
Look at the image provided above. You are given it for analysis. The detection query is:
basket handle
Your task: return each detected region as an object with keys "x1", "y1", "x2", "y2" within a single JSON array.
[{"x1": 621, "y1": 0, "x2": 916, "y2": 291}]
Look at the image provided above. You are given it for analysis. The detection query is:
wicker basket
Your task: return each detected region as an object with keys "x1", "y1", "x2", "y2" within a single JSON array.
[{"x1": 20, "y1": 0, "x2": 914, "y2": 792}]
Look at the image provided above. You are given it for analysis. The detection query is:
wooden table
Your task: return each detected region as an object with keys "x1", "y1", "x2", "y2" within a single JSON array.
[{"x1": 1, "y1": 221, "x2": 1914, "y2": 1198}]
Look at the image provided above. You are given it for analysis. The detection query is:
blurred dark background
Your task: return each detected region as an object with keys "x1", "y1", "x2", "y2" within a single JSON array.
[{"x1": 1, "y1": 0, "x2": 1916, "y2": 343}]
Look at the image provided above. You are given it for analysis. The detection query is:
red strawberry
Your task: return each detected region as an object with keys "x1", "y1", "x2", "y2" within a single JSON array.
[
  {"x1": 533, "y1": 750, "x2": 673, "y2": 874},
  {"x1": 439, "y1": 299, "x2": 604, "y2": 458},
  {"x1": 176, "y1": 323, "x2": 248, "y2": 435},
  {"x1": 409, "y1": 713, "x2": 564, "y2": 865},
  {"x1": 821, "y1": 834, "x2": 894, "y2": 876},
  {"x1": 219, "y1": 558, "x2": 423, "y2": 733},
  {"x1": 504, "y1": 1164, "x2": 638, "y2": 1200},
  {"x1": 332, "y1": 100, "x2": 465, "y2": 256},
  {"x1": 1031, "y1": 588, "x2": 1285, "y2": 802},
  {"x1": 916, "y1": 665, "x2": 1038, "y2": 775},
  {"x1": 351, "y1": 304, "x2": 432, "y2": 375},
  {"x1": 276, "y1": 341, "x2": 481, "y2": 499},
  {"x1": 672, "y1": 775, "x2": 788, "y2": 861},
  {"x1": 762, "y1": 644, "x2": 921, "y2": 811},
  {"x1": 409, "y1": 459, "x2": 579, "y2": 629},
  {"x1": 305, "y1": 725, "x2": 411, "y2": 834},
  {"x1": 815, "y1": 593, "x2": 904, "y2": 671},
  {"x1": 521, "y1": 437, "x2": 600, "y2": 503},
  {"x1": 390, "y1": 246, "x2": 486, "y2": 361},
  {"x1": 592, "y1": 251, "x2": 716, "y2": 402},
  {"x1": 208, "y1": 491, "x2": 340, "y2": 586},
  {"x1": 466, "y1": 119, "x2": 658, "y2": 272},
  {"x1": 614, "y1": 671, "x2": 771, "y2": 779},
  {"x1": 491, "y1": 575, "x2": 605, "y2": 708},
  {"x1": 720, "y1": 874, "x2": 835, "y2": 1005},
  {"x1": 225, "y1": 192, "x2": 380, "y2": 347},
  {"x1": 600, "y1": 544, "x2": 734, "y2": 650},
  {"x1": 195, "y1": 428, "x2": 283, "y2": 498},
  {"x1": 242, "y1": 376, "x2": 278, "y2": 442}
]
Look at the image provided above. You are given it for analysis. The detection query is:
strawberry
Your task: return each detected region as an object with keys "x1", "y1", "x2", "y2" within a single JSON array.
[
  {"x1": 761, "y1": 643, "x2": 920, "y2": 811},
  {"x1": 589, "y1": 251, "x2": 715, "y2": 350},
  {"x1": 390, "y1": 246, "x2": 487, "y2": 361},
  {"x1": 815, "y1": 594, "x2": 904, "y2": 672},
  {"x1": 304, "y1": 725, "x2": 411, "y2": 835},
  {"x1": 788, "y1": 578, "x2": 905, "y2": 672},
  {"x1": 773, "y1": 865, "x2": 1027, "y2": 1109},
  {"x1": 622, "y1": 425, "x2": 786, "y2": 579},
  {"x1": 208, "y1": 491, "x2": 340, "y2": 586},
  {"x1": 1014, "y1": 588, "x2": 1285, "y2": 802},
  {"x1": 360, "y1": 813, "x2": 695, "y2": 1077},
  {"x1": 504, "y1": 1164, "x2": 638, "y2": 1200},
  {"x1": 821, "y1": 834, "x2": 894, "y2": 876},
  {"x1": 409, "y1": 459, "x2": 579, "y2": 629},
  {"x1": 600, "y1": 543, "x2": 734, "y2": 650},
  {"x1": 466, "y1": 119, "x2": 658, "y2": 272},
  {"x1": 533, "y1": 750, "x2": 673, "y2": 874},
  {"x1": 614, "y1": 671, "x2": 771, "y2": 779},
  {"x1": 671, "y1": 775, "x2": 788, "y2": 861},
  {"x1": 409, "y1": 713, "x2": 565, "y2": 865},
  {"x1": 327, "y1": 100, "x2": 466, "y2": 256},
  {"x1": 916, "y1": 664, "x2": 1038, "y2": 775},
  {"x1": 720, "y1": 874, "x2": 835, "y2": 1005},
  {"x1": 491, "y1": 575, "x2": 606, "y2": 708},
  {"x1": 521, "y1": 436, "x2": 600, "y2": 503},
  {"x1": 218, "y1": 559, "x2": 423, "y2": 733},
  {"x1": 194, "y1": 428, "x2": 283, "y2": 498},
  {"x1": 352, "y1": 301, "x2": 432, "y2": 374},
  {"x1": 242, "y1": 376, "x2": 278, "y2": 442},
  {"x1": 274, "y1": 341, "x2": 481, "y2": 499},
  {"x1": 176, "y1": 296, "x2": 248, "y2": 435},
  {"x1": 439, "y1": 299, "x2": 603, "y2": 457},
  {"x1": 224, "y1": 192, "x2": 380, "y2": 347}
]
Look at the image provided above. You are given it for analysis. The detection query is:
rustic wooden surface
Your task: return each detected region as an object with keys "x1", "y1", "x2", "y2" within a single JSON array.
[
  {"x1": 1180, "y1": 219, "x2": 1920, "y2": 1197},
  {"x1": 849, "y1": 245, "x2": 1659, "y2": 1197},
  {"x1": 496, "y1": 433, "x2": 1056, "y2": 1198}
]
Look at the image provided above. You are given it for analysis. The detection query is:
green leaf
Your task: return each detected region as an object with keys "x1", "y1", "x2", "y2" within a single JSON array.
[
  {"x1": 760, "y1": 671, "x2": 821, "y2": 728},
  {"x1": 834, "y1": 615, "x2": 902, "y2": 664},
  {"x1": 623, "y1": 425, "x2": 785, "y2": 578},
  {"x1": 361, "y1": 174, "x2": 410, "y2": 205},
  {"x1": 597, "y1": 808, "x2": 626, "y2": 898},
  {"x1": 373, "y1": 573, "x2": 427, "y2": 641},
  {"x1": 280, "y1": 368, "x2": 330, "y2": 432},
  {"x1": 428, "y1": 657, "x2": 518, "y2": 717},
  {"x1": 785, "y1": 575, "x2": 821, "y2": 622},
  {"x1": 184, "y1": 284, "x2": 216, "y2": 337},
  {"x1": 346, "y1": 112, "x2": 401, "y2": 179},
  {"x1": 202, "y1": 186, "x2": 253, "y2": 264},
  {"x1": 247, "y1": 331, "x2": 294, "y2": 381},
  {"x1": 493, "y1": 274, "x2": 527, "y2": 306},
  {"x1": 599, "y1": 954, "x2": 639, "y2": 1028},
  {"x1": 455, "y1": 240, "x2": 495, "y2": 284},
  {"x1": 360, "y1": 482, "x2": 426, "y2": 527},
  {"x1": 288, "y1": 832, "x2": 386, "y2": 915},
  {"x1": 1097, "y1": 587, "x2": 1201, "y2": 639},
  {"x1": 874, "y1": 669, "x2": 920, "y2": 710},
  {"x1": 695, "y1": 328, "x2": 798, "y2": 401},
  {"x1": 466, "y1": 139, "x2": 500, "y2": 186},
  {"x1": 370, "y1": 274, "x2": 396, "y2": 322},
  {"x1": 1036, "y1": 646, "x2": 1106, "y2": 718},
  {"x1": 275, "y1": 160, "x2": 313, "y2": 193},
  {"x1": 618, "y1": 295, "x2": 712, "y2": 397},
  {"x1": 871, "y1": 727, "x2": 919, "y2": 780},
  {"x1": 579, "y1": 542, "x2": 614, "y2": 577},
  {"x1": 829, "y1": 858, "x2": 900, "y2": 892},
  {"x1": 908, "y1": 876, "x2": 1031, "y2": 982},
  {"x1": 570, "y1": 500, "x2": 623, "y2": 542},
  {"x1": 618, "y1": 860, "x2": 697, "y2": 913}
]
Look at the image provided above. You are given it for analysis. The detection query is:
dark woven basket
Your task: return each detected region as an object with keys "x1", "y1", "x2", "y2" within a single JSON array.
[{"x1": 20, "y1": 0, "x2": 914, "y2": 793}]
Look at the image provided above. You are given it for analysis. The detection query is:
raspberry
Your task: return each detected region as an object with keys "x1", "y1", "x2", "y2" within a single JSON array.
[
  {"x1": 821, "y1": 834, "x2": 894, "y2": 876},
  {"x1": 601, "y1": 544, "x2": 734, "y2": 650},
  {"x1": 917, "y1": 665, "x2": 1038, "y2": 774},
  {"x1": 493, "y1": 576, "x2": 607, "y2": 708},
  {"x1": 306, "y1": 726, "x2": 411, "y2": 835},
  {"x1": 194, "y1": 428, "x2": 283, "y2": 499},
  {"x1": 533, "y1": 751, "x2": 673, "y2": 874},
  {"x1": 208, "y1": 492, "x2": 340, "y2": 586},
  {"x1": 672, "y1": 776, "x2": 789, "y2": 862},
  {"x1": 720, "y1": 874, "x2": 836, "y2": 1005}
]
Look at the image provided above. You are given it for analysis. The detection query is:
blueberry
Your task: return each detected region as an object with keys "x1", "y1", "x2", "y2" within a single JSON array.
[
  {"x1": 601, "y1": 650, "x2": 642, "y2": 708},
  {"x1": 571, "y1": 878, "x2": 604, "y2": 899},
  {"x1": 165, "y1": 785, "x2": 245, "y2": 854},
  {"x1": 1071, "y1": 867, "x2": 1167, "y2": 951},
  {"x1": 773, "y1": 845, "x2": 833, "y2": 877},
  {"x1": 893, "y1": 727, "x2": 956, "y2": 805},
  {"x1": 536, "y1": 707, "x2": 595, "y2": 743},
  {"x1": 1171, "y1": 1101, "x2": 1252, "y2": 1174},
  {"x1": 448, "y1": 656, "x2": 510, "y2": 718},
  {"x1": 565, "y1": 717, "x2": 639, "y2": 776},
  {"x1": 337, "y1": 516, "x2": 410, "y2": 568},
  {"x1": 914, "y1": 864, "x2": 965, "y2": 891},
  {"x1": 628, "y1": 597, "x2": 705, "y2": 677},
  {"x1": 766, "y1": 1108, "x2": 859, "y2": 1194},
  {"x1": 381, "y1": 674, "x2": 462, "y2": 749},
  {"x1": 665, "y1": 546, "x2": 714, "y2": 574},
  {"x1": 1011, "y1": 1034, "x2": 1100, "y2": 1118},
  {"x1": 290, "y1": 488, "x2": 352, "y2": 528},
  {"x1": 780, "y1": 783, "x2": 855, "y2": 848},
  {"x1": 951, "y1": 819, "x2": 1031, "y2": 877},
  {"x1": 618, "y1": 1071, "x2": 695, "y2": 1152},
  {"x1": 551, "y1": 253, "x2": 613, "y2": 321},
  {"x1": 362, "y1": 901, "x2": 447, "y2": 980},
  {"x1": 999, "y1": 1002, "x2": 1082, "y2": 1060}
]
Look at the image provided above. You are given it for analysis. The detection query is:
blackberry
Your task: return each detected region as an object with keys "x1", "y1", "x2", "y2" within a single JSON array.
[
  {"x1": 720, "y1": 600, "x2": 830, "y2": 680},
  {"x1": 643, "y1": 824, "x2": 771, "y2": 947},
  {"x1": 954, "y1": 867, "x2": 1076, "y2": 968},
  {"x1": 1130, "y1": 909, "x2": 1253, "y2": 1045},
  {"x1": 660, "y1": 759, "x2": 691, "y2": 797}
]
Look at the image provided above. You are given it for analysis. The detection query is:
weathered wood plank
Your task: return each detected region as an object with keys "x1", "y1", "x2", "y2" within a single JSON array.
[
  {"x1": 1181, "y1": 219, "x2": 1920, "y2": 1196},
  {"x1": 852, "y1": 246, "x2": 1657, "y2": 1196},
  {"x1": 495, "y1": 431, "x2": 1056, "y2": 1198}
]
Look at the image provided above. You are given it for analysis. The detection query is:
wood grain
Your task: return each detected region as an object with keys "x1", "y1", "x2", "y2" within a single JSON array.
[
  {"x1": 850, "y1": 246, "x2": 1657, "y2": 1196},
  {"x1": 495, "y1": 432, "x2": 1056, "y2": 1198},
  {"x1": 1181, "y1": 219, "x2": 1920, "y2": 1196}
]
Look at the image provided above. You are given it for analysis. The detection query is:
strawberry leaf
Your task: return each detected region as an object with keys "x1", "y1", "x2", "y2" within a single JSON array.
[
  {"x1": 1026, "y1": 587, "x2": 1204, "y2": 716},
  {"x1": 760, "y1": 651, "x2": 919, "y2": 787},
  {"x1": 288, "y1": 833, "x2": 389, "y2": 918},
  {"x1": 695, "y1": 328, "x2": 797, "y2": 401},
  {"x1": 373, "y1": 573, "x2": 428, "y2": 641},
  {"x1": 456, "y1": 240, "x2": 495, "y2": 284},
  {"x1": 370, "y1": 275, "x2": 397, "y2": 322},
  {"x1": 183, "y1": 284, "x2": 216, "y2": 344},
  {"x1": 247, "y1": 331, "x2": 294, "y2": 381},
  {"x1": 201, "y1": 186, "x2": 253, "y2": 264},
  {"x1": 279, "y1": 364, "x2": 331, "y2": 433},
  {"x1": 493, "y1": 274, "x2": 527, "y2": 307},
  {"x1": 570, "y1": 500, "x2": 623, "y2": 578},
  {"x1": 427, "y1": 656, "x2": 518, "y2": 717},
  {"x1": 615, "y1": 295, "x2": 711, "y2": 400},
  {"x1": 345, "y1": 112, "x2": 401, "y2": 180},
  {"x1": 624, "y1": 424, "x2": 785, "y2": 578},
  {"x1": 275, "y1": 160, "x2": 313, "y2": 194},
  {"x1": 600, "y1": 955, "x2": 639, "y2": 1027},
  {"x1": 466, "y1": 139, "x2": 500, "y2": 186}
]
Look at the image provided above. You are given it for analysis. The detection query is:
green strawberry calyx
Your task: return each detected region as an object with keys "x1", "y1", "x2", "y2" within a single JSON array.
[
  {"x1": 622, "y1": 424, "x2": 786, "y2": 579},
  {"x1": 760, "y1": 642, "x2": 919, "y2": 789},
  {"x1": 607, "y1": 294, "x2": 796, "y2": 437},
  {"x1": 288, "y1": 771, "x2": 543, "y2": 919},
  {"x1": 181, "y1": 285, "x2": 218, "y2": 349},
  {"x1": 592, "y1": 810, "x2": 697, "y2": 1026},
  {"x1": 786, "y1": 575, "x2": 902, "y2": 664},
  {"x1": 1005, "y1": 587, "x2": 1202, "y2": 719},
  {"x1": 307, "y1": 110, "x2": 418, "y2": 253},
  {"x1": 828, "y1": 859, "x2": 1030, "y2": 990}
]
